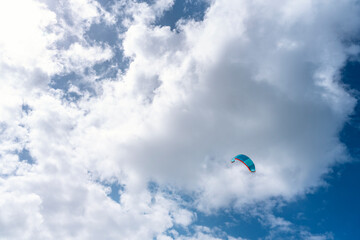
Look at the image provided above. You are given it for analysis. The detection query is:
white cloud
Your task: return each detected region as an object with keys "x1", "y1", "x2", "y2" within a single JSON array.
[
  {"x1": 0, "y1": 0, "x2": 359, "y2": 239},
  {"x1": 172, "y1": 208, "x2": 194, "y2": 226},
  {"x1": 300, "y1": 232, "x2": 334, "y2": 240},
  {"x1": 0, "y1": 0, "x2": 114, "y2": 176},
  {"x1": 81, "y1": 0, "x2": 359, "y2": 212},
  {"x1": 0, "y1": 167, "x2": 186, "y2": 239},
  {"x1": 114, "y1": 0, "x2": 174, "y2": 26},
  {"x1": 0, "y1": 0, "x2": 59, "y2": 73},
  {"x1": 0, "y1": 191, "x2": 44, "y2": 239},
  {"x1": 166, "y1": 225, "x2": 247, "y2": 240},
  {"x1": 59, "y1": 42, "x2": 113, "y2": 73}
]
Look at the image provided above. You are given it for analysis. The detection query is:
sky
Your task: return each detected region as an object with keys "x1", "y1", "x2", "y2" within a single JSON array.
[{"x1": 0, "y1": 0, "x2": 359, "y2": 239}]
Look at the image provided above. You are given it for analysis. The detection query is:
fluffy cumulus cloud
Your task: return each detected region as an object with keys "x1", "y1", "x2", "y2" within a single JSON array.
[{"x1": 0, "y1": 0, "x2": 359, "y2": 239}]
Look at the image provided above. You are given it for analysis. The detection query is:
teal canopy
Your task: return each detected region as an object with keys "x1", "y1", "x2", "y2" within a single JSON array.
[{"x1": 231, "y1": 154, "x2": 256, "y2": 172}]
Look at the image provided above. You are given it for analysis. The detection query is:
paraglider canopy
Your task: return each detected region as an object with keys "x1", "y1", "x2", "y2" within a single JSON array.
[{"x1": 231, "y1": 154, "x2": 255, "y2": 172}]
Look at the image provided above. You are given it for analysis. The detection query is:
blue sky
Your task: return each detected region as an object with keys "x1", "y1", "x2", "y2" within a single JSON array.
[{"x1": 0, "y1": 0, "x2": 360, "y2": 239}]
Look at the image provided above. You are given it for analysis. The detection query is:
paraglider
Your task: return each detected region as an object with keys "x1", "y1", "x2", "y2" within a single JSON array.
[{"x1": 231, "y1": 154, "x2": 255, "y2": 172}]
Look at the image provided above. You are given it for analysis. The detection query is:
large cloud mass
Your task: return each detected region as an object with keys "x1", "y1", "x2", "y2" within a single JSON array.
[{"x1": 0, "y1": 0, "x2": 359, "y2": 239}]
